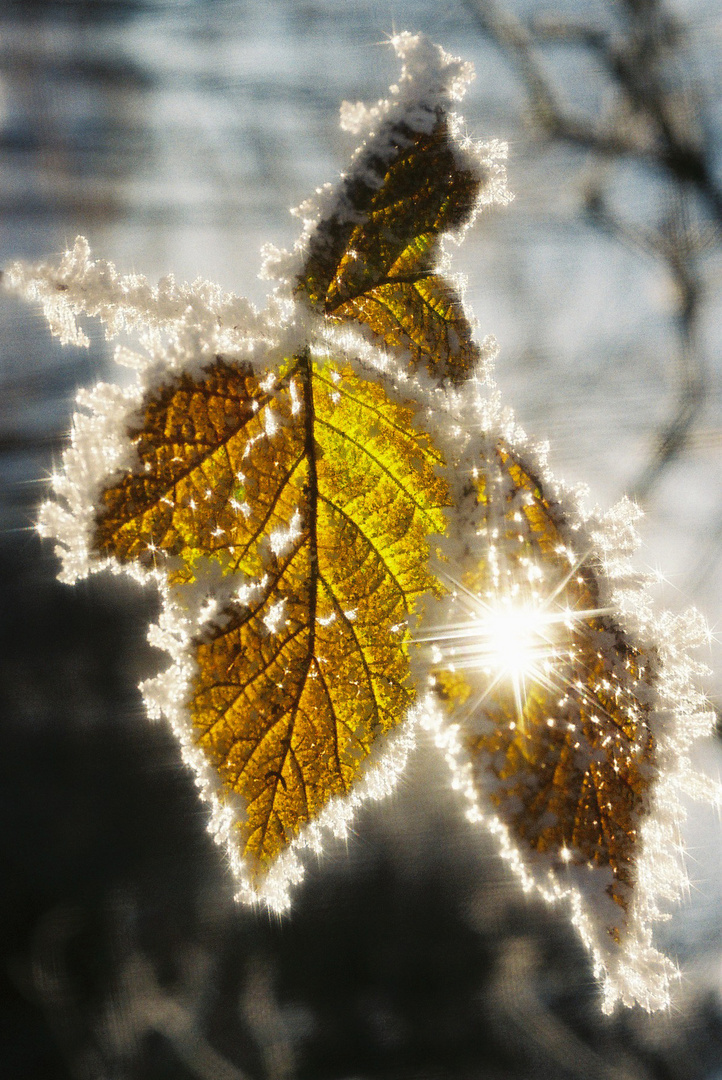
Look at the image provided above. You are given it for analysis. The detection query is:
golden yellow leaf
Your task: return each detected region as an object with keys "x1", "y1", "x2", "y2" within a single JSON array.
[
  {"x1": 296, "y1": 118, "x2": 481, "y2": 384},
  {"x1": 432, "y1": 440, "x2": 658, "y2": 930},
  {"x1": 94, "y1": 351, "x2": 448, "y2": 873}
]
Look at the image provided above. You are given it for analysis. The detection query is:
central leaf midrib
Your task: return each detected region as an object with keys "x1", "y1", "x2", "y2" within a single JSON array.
[
  {"x1": 255, "y1": 349, "x2": 319, "y2": 860},
  {"x1": 301, "y1": 348, "x2": 319, "y2": 664}
]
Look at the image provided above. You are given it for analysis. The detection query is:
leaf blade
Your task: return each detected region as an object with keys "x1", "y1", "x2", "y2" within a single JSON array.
[
  {"x1": 297, "y1": 117, "x2": 482, "y2": 384},
  {"x1": 434, "y1": 439, "x2": 658, "y2": 930},
  {"x1": 93, "y1": 359, "x2": 289, "y2": 572},
  {"x1": 95, "y1": 353, "x2": 448, "y2": 875}
]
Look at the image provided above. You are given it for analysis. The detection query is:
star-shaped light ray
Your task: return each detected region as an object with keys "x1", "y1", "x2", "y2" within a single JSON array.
[{"x1": 417, "y1": 557, "x2": 616, "y2": 730}]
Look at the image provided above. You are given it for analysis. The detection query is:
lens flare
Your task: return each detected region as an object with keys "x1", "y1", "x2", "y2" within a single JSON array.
[
  {"x1": 473, "y1": 601, "x2": 553, "y2": 679},
  {"x1": 417, "y1": 557, "x2": 617, "y2": 728}
]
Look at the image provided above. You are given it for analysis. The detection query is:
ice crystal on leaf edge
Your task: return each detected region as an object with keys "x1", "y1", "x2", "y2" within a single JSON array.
[{"x1": 6, "y1": 32, "x2": 719, "y2": 1015}]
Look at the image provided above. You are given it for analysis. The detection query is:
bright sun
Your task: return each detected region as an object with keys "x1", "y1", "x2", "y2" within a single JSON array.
[{"x1": 474, "y1": 601, "x2": 553, "y2": 680}]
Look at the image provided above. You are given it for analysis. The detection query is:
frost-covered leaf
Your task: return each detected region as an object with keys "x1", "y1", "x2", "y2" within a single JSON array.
[
  {"x1": 436, "y1": 440, "x2": 658, "y2": 925},
  {"x1": 95, "y1": 350, "x2": 448, "y2": 876},
  {"x1": 291, "y1": 32, "x2": 510, "y2": 385},
  {"x1": 297, "y1": 117, "x2": 480, "y2": 384},
  {"x1": 420, "y1": 415, "x2": 716, "y2": 1012}
]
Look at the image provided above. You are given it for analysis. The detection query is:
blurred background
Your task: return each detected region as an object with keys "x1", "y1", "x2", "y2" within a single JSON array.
[{"x1": 1, "y1": 1, "x2": 721, "y2": 1077}]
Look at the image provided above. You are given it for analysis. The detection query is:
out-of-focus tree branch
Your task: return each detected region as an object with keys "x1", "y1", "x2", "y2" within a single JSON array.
[
  {"x1": 461, "y1": 0, "x2": 720, "y2": 502},
  {"x1": 463, "y1": 0, "x2": 722, "y2": 219},
  {"x1": 584, "y1": 188, "x2": 708, "y2": 501}
]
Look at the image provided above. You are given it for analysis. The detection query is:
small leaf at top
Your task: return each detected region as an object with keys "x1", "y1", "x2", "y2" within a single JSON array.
[{"x1": 295, "y1": 50, "x2": 490, "y2": 384}]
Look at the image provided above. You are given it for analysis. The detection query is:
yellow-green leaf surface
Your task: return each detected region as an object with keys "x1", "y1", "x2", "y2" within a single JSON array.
[
  {"x1": 95, "y1": 352, "x2": 448, "y2": 871},
  {"x1": 435, "y1": 441, "x2": 658, "y2": 929},
  {"x1": 297, "y1": 118, "x2": 481, "y2": 384}
]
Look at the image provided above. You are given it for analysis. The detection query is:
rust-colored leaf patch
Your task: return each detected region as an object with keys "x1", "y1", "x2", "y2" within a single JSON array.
[{"x1": 434, "y1": 440, "x2": 658, "y2": 929}]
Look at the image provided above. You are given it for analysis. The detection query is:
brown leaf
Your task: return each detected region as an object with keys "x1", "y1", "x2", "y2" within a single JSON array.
[
  {"x1": 296, "y1": 117, "x2": 481, "y2": 384},
  {"x1": 433, "y1": 439, "x2": 658, "y2": 930}
]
